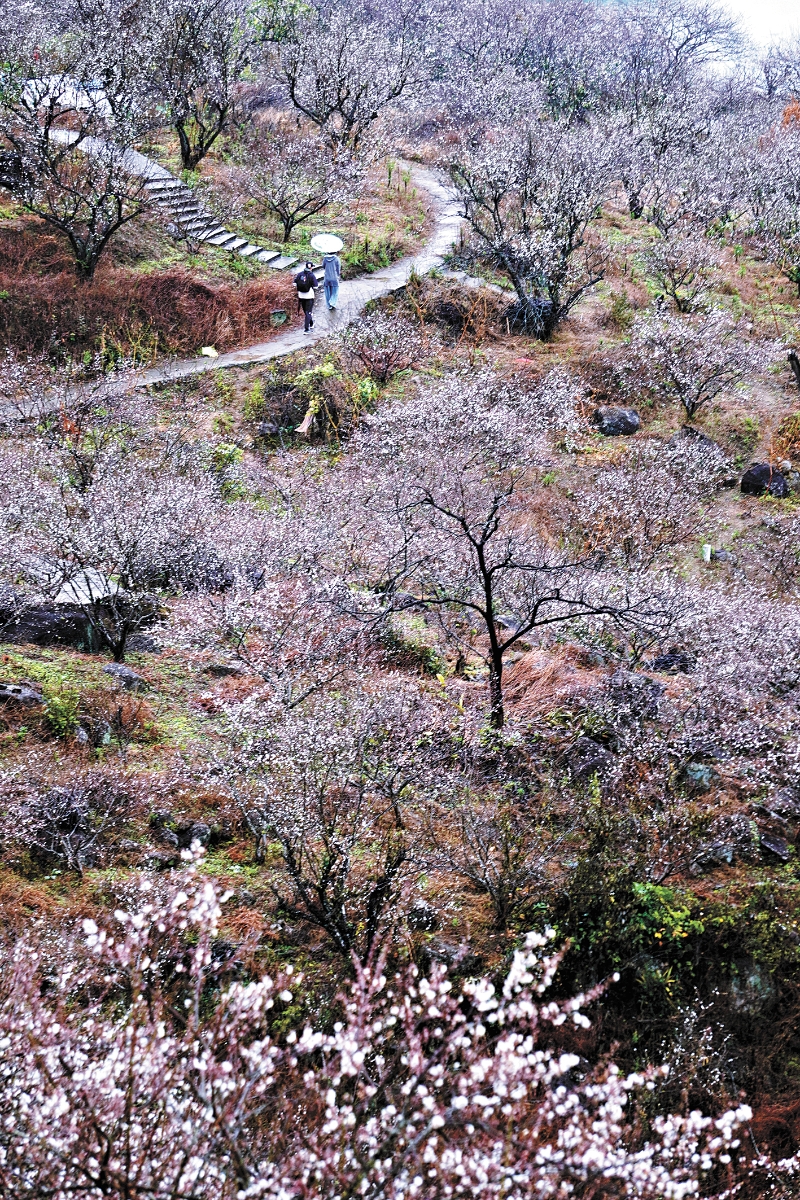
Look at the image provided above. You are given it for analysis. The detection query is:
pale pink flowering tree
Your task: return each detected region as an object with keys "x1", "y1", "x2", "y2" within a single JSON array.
[
  {"x1": 447, "y1": 118, "x2": 616, "y2": 337},
  {"x1": 325, "y1": 371, "x2": 675, "y2": 726},
  {"x1": 0, "y1": 853, "x2": 769, "y2": 1198},
  {"x1": 619, "y1": 308, "x2": 775, "y2": 421}
]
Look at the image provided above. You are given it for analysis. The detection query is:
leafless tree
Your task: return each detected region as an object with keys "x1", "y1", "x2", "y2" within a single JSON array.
[
  {"x1": 148, "y1": 0, "x2": 257, "y2": 170},
  {"x1": 329, "y1": 372, "x2": 673, "y2": 727},
  {"x1": 0, "y1": 11, "x2": 154, "y2": 279},
  {"x1": 447, "y1": 119, "x2": 615, "y2": 337}
]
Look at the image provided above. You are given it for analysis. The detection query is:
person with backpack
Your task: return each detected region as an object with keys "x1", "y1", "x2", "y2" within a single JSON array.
[
  {"x1": 321, "y1": 251, "x2": 341, "y2": 310},
  {"x1": 294, "y1": 261, "x2": 317, "y2": 332}
]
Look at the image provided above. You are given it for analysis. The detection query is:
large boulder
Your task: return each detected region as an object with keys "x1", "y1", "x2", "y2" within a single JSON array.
[
  {"x1": 102, "y1": 663, "x2": 149, "y2": 693},
  {"x1": 0, "y1": 681, "x2": 44, "y2": 707},
  {"x1": 593, "y1": 406, "x2": 641, "y2": 436},
  {"x1": 567, "y1": 736, "x2": 614, "y2": 779},
  {"x1": 740, "y1": 462, "x2": 789, "y2": 498}
]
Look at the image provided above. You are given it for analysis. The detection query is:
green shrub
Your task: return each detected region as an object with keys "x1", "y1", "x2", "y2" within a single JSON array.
[{"x1": 44, "y1": 691, "x2": 81, "y2": 739}]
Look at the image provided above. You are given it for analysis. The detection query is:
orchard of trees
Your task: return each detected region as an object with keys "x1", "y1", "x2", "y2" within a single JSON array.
[{"x1": 4, "y1": 0, "x2": 800, "y2": 1196}]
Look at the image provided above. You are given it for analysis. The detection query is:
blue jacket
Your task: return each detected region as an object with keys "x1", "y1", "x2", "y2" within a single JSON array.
[{"x1": 322, "y1": 254, "x2": 341, "y2": 283}]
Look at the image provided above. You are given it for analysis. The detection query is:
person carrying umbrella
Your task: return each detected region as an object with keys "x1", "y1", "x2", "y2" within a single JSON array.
[{"x1": 310, "y1": 234, "x2": 344, "y2": 311}]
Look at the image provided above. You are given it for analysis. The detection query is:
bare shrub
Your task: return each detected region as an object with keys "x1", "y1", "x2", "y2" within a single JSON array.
[
  {"x1": 0, "y1": 253, "x2": 296, "y2": 356},
  {"x1": 577, "y1": 437, "x2": 730, "y2": 568},
  {"x1": 340, "y1": 309, "x2": 428, "y2": 381},
  {"x1": 6, "y1": 774, "x2": 139, "y2": 876}
]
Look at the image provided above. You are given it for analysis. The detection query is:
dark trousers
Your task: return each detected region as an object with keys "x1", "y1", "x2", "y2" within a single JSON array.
[{"x1": 300, "y1": 297, "x2": 314, "y2": 330}]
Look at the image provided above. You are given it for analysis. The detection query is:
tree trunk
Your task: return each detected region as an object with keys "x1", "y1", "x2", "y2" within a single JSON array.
[
  {"x1": 488, "y1": 657, "x2": 504, "y2": 729},
  {"x1": 176, "y1": 124, "x2": 203, "y2": 172}
]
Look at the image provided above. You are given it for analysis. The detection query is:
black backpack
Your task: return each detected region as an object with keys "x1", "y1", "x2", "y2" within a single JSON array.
[{"x1": 295, "y1": 269, "x2": 315, "y2": 292}]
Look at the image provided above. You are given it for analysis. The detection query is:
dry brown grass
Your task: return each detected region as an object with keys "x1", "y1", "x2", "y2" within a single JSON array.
[
  {"x1": 0, "y1": 227, "x2": 297, "y2": 357},
  {"x1": 504, "y1": 645, "x2": 607, "y2": 719}
]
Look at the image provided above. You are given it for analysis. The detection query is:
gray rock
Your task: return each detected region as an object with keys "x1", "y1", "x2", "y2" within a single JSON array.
[
  {"x1": 768, "y1": 789, "x2": 800, "y2": 821},
  {"x1": 593, "y1": 406, "x2": 641, "y2": 436},
  {"x1": 607, "y1": 670, "x2": 664, "y2": 721},
  {"x1": 690, "y1": 812, "x2": 755, "y2": 874},
  {"x1": 568, "y1": 736, "x2": 614, "y2": 779},
  {"x1": 495, "y1": 614, "x2": 523, "y2": 634},
  {"x1": 102, "y1": 663, "x2": 149, "y2": 692},
  {"x1": 785, "y1": 469, "x2": 800, "y2": 494},
  {"x1": 0, "y1": 681, "x2": 44, "y2": 706},
  {"x1": 682, "y1": 761, "x2": 718, "y2": 792},
  {"x1": 175, "y1": 821, "x2": 211, "y2": 849},
  {"x1": 760, "y1": 832, "x2": 791, "y2": 861},
  {"x1": 740, "y1": 462, "x2": 789, "y2": 498},
  {"x1": 730, "y1": 959, "x2": 776, "y2": 1015}
]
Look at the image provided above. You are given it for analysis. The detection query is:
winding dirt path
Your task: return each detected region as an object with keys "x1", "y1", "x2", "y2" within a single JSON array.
[{"x1": 139, "y1": 165, "x2": 463, "y2": 386}]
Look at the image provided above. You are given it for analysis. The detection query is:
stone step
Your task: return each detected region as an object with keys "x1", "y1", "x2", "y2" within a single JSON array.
[
  {"x1": 146, "y1": 179, "x2": 185, "y2": 194},
  {"x1": 199, "y1": 226, "x2": 229, "y2": 242},
  {"x1": 206, "y1": 231, "x2": 238, "y2": 247},
  {"x1": 169, "y1": 202, "x2": 202, "y2": 216},
  {"x1": 269, "y1": 255, "x2": 298, "y2": 270},
  {"x1": 238, "y1": 243, "x2": 263, "y2": 257},
  {"x1": 256, "y1": 249, "x2": 280, "y2": 264},
  {"x1": 183, "y1": 216, "x2": 214, "y2": 232},
  {"x1": 224, "y1": 237, "x2": 249, "y2": 252}
]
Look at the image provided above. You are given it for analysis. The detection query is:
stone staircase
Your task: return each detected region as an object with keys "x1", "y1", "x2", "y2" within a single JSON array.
[{"x1": 143, "y1": 175, "x2": 325, "y2": 282}]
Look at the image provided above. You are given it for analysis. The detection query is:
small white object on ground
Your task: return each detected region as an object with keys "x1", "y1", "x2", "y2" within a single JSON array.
[{"x1": 200, "y1": 346, "x2": 219, "y2": 358}]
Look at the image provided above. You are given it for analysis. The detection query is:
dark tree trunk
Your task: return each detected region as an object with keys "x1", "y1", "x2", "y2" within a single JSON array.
[{"x1": 488, "y1": 657, "x2": 504, "y2": 729}]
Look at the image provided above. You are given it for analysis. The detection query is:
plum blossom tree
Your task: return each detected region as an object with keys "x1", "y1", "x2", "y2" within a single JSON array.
[
  {"x1": 0, "y1": 6, "x2": 155, "y2": 279},
  {"x1": 0, "y1": 451, "x2": 226, "y2": 661},
  {"x1": 225, "y1": 119, "x2": 364, "y2": 242},
  {"x1": 275, "y1": 0, "x2": 423, "y2": 152},
  {"x1": 228, "y1": 686, "x2": 442, "y2": 961},
  {"x1": 447, "y1": 119, "x2": 615, "y2": 336},
  {"x1": 329, "y1": 371, "x2": 673, "y2": 727},
  {"x1": 748, "y1": 122, "x2": 800, "y2": 296},
  {"x1": 0, "y1": 857, "x2": 769, "y2": 1198},
  {"x1": 148, "y1": 0, "x2": 258, "y2": 170},
  {"x1": 340, "y1": 308, "x2": 429, "y2": 382},
  {"x1": 643, "y1": 227, "x2": 721, "y2": 312},
  {"x1": 577, "y1": 436, "x2": 731, "y2": 570},
  {"x1": 620, "y1": 308, "x2": 774, "y2": 421}
]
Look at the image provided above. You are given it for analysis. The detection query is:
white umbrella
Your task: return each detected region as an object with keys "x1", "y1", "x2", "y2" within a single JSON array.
[{"x1": 310, "y1": 233, "x2": 344, "y2": 253}]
